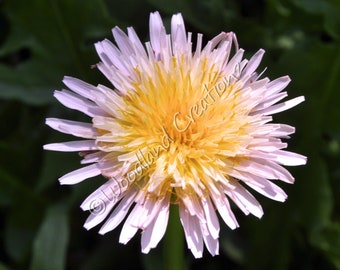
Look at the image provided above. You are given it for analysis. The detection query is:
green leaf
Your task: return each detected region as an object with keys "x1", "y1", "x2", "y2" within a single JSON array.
[
  {"x1": 311, "y1": 223, "x2": 340, "y2": 269},
  {"x1": 290, "y1": 154, "x2": 332, "y2": 230},
  {"x1": 30, "y1": 204, "x2": 69, "y2": 270},
  {"x1": 4, "y1": 201, "x2": 43, "y2": 264},
  {"x1": 242, "y1": 211, "x2": 292, "y2": 270},
  {"x1": 220, "y1": 231, "x2": 245, "y2": 265},
  {"x1": 324, "y1": 9, "x2": 340, "y2": 40},
  {"x1": 291, "y1": 0, "x2": 329, "y2": 13},
  {"x1": 0, "y1": 262, "x2": 11, "y2": 270},
  {"x1": 0, "y1": 64, "x2": 56, "y2": 105},
  {"x1": 292, "y1": 0, "x2": 340, "y2": 39},
  {"x1": 0, "y1": 0, "x2": 116, "y2": 105}
]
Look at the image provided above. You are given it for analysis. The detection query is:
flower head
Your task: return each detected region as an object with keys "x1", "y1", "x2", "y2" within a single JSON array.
[{"x1": 44, "y1": 11, "x2": 306, "y2": 258}]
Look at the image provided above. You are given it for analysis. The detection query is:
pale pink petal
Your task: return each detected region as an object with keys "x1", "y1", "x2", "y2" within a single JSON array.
[
  {"x1": 95, "y1": 39, "x2": 131, "y2": 78},
  {"x1": 222, "y1": 49, "x2": 244, "y2": 79},
  {"x1": 119, "y1": 208, "x2": 140, "y2": 244},
  {"x1": 95, "y1": 62, "x2": 112, "y2": 84},
  {"x1": 201, "y1": 224, "x2": 219, "y2": 256},
  {"x1": 266, "y1": 76, "x2": 291, "y2": 96},
  {"x1": 43, "y1": 140, "x2": 97, "y2": 152},
  {"x1": 259, "y1": 96, "x2": 305, "y2": 115},
  {"x1": 225, "y1": 182, "x2": 264, "y2": 218},
  {"x1": 202, "y1": 198, "x2": 220, "y2": 239},
  {"x1": 80, "y1": 179, "x2": 122, "y2": 211},
  {"x1": 127, "y1": 27, "x2": 148, "y2": 58},
  {"x1": 112, "y1": 26, "x2": 135, "y2": 57},
  {"x1": 149, "y1": 11, "x2": 167, "y2": 60},
  {"x1": 251, "y1": 92, "x2": 288, "y2": 113},
  {"x1": 210, "y1": 191, "x2": 239, "y2": 230},
  {"x1": 62, "y1": 76, "x2": 97, "y2": 100},
  {"x1": 258, "y1": 159, "x2": 295, "y2": 183},
  {"x1": 242, "y1": 174, "x2": 288, "y2": 202},
  {"x1": 45, "y1": 118, "x2": 97, "y2": 138},
  {"x1": 83, "y1": 199, "x2": 116, "y2": 230},
  {"x1": 270, "y1": 124, "x2": 295, "y2": 137},
  {"x1": 141, "y1": 197, "x2": 170, "y2": 253},
  {"x1": 242, "y1": 49, "x2": 265, "y2": 78},
  {"x1": 92, "y1": 87, "x2": 127, "y2": 118},
  {"x1": 59, "y1": 164, "x2": 101, "y2": 185},
  {"x1": 233, "y1": 158, "x2": 296, "y2": 182},
  {"x1": 171, "y1": 13, "x2": 187, "y2": 54},
  {"x1": 80, "y1": 152, "x2": 104, "y2": 164},
  {"x1": 129, "y1": 196, "x2": 165, "y2": 230},
  {"x1": 180, "y1": 192, "x2": 205, "y2": 221},
  {"x1": 242, "y1": 77, "x2": 269, "y2": 95},
  {"x1": 193, "y1": 33, "x2": 203, "y2": 58},
  {"x1": 99, "y1": 188, "x2": 137, "y2": 234},
  {"x1": 95, "y1": 39, "x2": 115, "y2": 66},
  {"x1": 179, "y1": 205, "x2": 204, "y2": 258},
  {"x1": 272, "y1": 150, "x2": 307, "y2": 166},
  {"x1": 54, "y1": 90, "x2": 104, "y2": 117},
  {"x1": 248, "y1": 140, "x2": 287, "y2": 152},
  {"x1": 204, "y1": 32, "x2": 233, "y2": 54}
]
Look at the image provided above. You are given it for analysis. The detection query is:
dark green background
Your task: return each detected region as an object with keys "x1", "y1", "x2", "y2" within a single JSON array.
[{"x1": 0, "y1": 0, "x2": 339, "y2": 269}]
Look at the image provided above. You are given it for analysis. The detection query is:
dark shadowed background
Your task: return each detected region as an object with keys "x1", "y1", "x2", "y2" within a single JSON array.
[{"x1": 0, "y1": 0, "x2": 339, "y2": 269}]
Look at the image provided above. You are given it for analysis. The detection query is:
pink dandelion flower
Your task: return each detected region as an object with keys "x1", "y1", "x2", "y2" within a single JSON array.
[{"x1": 44, "y1": 11, "x2": 306, "y2": 258}]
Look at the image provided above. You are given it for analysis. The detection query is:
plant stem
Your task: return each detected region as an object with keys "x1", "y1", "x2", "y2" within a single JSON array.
[{"x1": 163, "y1": 205, "x2": 184, "y2": 270}]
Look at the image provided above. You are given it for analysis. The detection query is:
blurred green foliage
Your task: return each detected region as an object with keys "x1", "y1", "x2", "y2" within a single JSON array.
[{"x1": 0, "y1": 0, "x2": 339, "y2": 269}]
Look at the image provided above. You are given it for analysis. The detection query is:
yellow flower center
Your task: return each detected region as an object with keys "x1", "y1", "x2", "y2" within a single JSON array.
[{"x1": 99, "y1": 56, "x2": 253, "y2": 200}]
